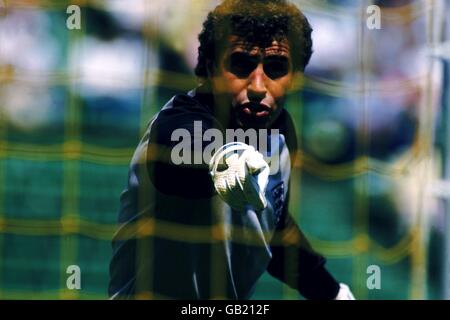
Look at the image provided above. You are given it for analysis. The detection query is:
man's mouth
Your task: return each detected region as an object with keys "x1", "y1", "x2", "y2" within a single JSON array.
[
  {"x1": 234, "y1": 102, "x2": 272, "y2": 129},
  {"x1": 240, "y1": 102, "x2": 271, "y2": 118}
]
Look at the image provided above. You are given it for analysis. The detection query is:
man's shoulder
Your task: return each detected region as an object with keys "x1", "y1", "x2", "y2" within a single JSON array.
[
  {"x1": 272, "y1": 109, "x2": 298, "y2": 158},
  {"x1": 152, "y1": 88, "x2": 215, "y2": 125},
  {"x1": 145, "y1": 87, "x2": 220, "y2": 146},
  {"x1": 158, "y1": 86, "x2": 213, "y2": 116}
]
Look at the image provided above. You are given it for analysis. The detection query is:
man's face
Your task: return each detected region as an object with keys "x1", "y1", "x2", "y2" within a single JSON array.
[{"x1": 210, "y1": 36, "x2": 296, "y2": 129}]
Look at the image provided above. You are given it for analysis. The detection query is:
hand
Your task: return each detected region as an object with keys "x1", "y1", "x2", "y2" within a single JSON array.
[
  {"x1": 209, "y1": 142, "x2": 270, "y2": 211},
  {"x1": 335, "y1": 283, "x2": 355, "y2": 300}
]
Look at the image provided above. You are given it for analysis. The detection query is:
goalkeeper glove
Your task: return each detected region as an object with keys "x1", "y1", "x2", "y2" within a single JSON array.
[
  {"x1": 334, "y1": 283, "x2": 356, "y2": 300},
  {"x1": 209, "y1": 142, "x2": 270, "y2": 211}
]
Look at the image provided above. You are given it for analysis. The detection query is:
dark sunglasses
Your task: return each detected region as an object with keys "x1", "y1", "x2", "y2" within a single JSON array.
[{"x1": 224, "y1": 52, "x2": 291, "y2": 80}]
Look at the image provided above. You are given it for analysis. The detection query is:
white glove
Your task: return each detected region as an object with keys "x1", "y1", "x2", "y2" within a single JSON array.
[
  {"x1": 209, "y1": 142, "x2": 270, "y2": 211},
  {"x1": 334, "y1": 283, "x2": 355, "y2": 300}
]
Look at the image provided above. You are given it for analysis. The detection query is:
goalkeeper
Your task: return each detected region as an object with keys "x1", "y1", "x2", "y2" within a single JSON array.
[{"x1": 109, "y1": 0, "x2": 354, "y2": 300}]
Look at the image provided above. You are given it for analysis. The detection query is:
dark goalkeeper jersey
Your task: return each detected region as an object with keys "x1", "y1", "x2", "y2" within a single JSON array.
[{"x1": 108, "y1": 84, "x2": 340, "y2": 299}]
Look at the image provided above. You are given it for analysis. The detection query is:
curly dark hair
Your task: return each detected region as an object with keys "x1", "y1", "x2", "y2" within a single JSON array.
[{"x1": 195, "y1": 0, "x2": 313, "y2": 78}]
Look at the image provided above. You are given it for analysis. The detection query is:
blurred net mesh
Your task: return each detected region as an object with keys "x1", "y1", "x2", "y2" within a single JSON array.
[{"x1": 0, "y1": 0, "x2": 447, "y2": 299}]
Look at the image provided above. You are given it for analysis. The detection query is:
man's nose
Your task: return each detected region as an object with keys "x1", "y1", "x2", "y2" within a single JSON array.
[{"x1": 247, "y1": 64, "x2": 267, "y2": 102}]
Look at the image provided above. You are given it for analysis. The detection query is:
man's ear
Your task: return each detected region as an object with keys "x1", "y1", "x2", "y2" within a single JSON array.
[
  {"x1": 289, "y1": 71, "x2": 304, "y2": 91},
  {"x1": 206, "y1": 59, "x2": 216, "y2": 78}
]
